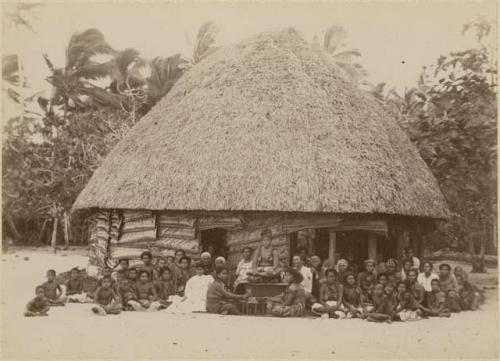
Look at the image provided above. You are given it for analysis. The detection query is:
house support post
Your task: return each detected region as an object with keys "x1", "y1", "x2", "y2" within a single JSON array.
[
  {"x1": 328, "y1": 229, "x2": 336, "y2": 262},
  {"x1": 368, "y1": 233, "x2": 377, "y2": 261}
]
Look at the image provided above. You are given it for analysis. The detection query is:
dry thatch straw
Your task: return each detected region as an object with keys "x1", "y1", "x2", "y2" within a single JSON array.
[{"x1": 73, "y1": 28, "x2": 449, "y2": 219}]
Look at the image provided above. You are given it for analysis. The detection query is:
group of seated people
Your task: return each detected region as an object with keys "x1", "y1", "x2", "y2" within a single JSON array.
[{"x1": 24, "y1": 237, "x2": 482, "y2": 323}]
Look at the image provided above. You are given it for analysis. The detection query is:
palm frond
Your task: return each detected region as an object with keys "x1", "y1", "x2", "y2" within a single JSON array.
[
  {"x1": 147, "y1": 54, "x2": 188, "y2": 104},
  {"x1": 323, "y1": 25, "x2": 347, "y2": 54},
  {"x1": 193, "y1": 21, "x2": 219, "y2": 63},
  {"x1": 65, "y1": 29, "x2": 114, "y2": 71}
]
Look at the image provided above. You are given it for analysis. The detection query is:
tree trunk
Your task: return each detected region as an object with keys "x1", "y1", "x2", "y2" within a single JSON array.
[
  {"x1": 471, "y1": 240, "x2": 486, "y2": 273},
  {"x1": 63, "y1": 211, "x2": 71, "y2": 250},
  {"x1": 6, "y1": 212, "x2": 22, "y2": 242},
  {"x1": 51, "y1": 217, "x2": 58, "y2": 253},
  {"x1": 37, "y1": 219, "x2": 49, "y2": 245}
]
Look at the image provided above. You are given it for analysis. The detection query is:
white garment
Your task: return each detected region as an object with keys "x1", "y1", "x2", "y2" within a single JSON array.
[
  {"x1": 412, "y1": 256, "x2": 421, "y2": 270},
  {"x1": 166, "y1": 275, "x2": 213, "y2": 313},
  {"x1": 298, "y1": 266, "x2": 313, "y2": 293},
  {"x1": 233, "y1": 259, "x2": 253, "y2": 288},
  {"x1": 417, "y1": 272, "x2": 439, "y2": 292}
]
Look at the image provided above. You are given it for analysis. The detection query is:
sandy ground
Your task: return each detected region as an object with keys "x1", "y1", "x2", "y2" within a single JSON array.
[{"x1": 1, "y1": 248, "x2": 498, "y2": 360}]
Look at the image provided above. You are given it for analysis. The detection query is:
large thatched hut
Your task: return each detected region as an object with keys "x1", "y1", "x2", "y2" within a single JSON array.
[{"x1": 73, "y1": 29, "x2": 449, "y2": 269}]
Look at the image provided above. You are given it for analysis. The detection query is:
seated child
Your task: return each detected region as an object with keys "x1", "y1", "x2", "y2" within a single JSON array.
[
  {"x1": 98, "y1": 267, "x2": 114, "y2": 285},
  {"x1": 175, "y1": 256, "x2": 192, "y2": 296},
  {"x1": 128, "y1": 270, "x2": 161, "y2": 312},
  {"x1": 127, "y1": 267, "x2": 138, "y2": 283},
  {"x1": 438, "y1": 263, "x2": 461, "y2": 312},
  {"x1": 153, "y1": 257, "x2": 168, "y2": 281},
  {"x1": 362, "y1": 283, "x2": 393, "y2": 323},
  {"x1": 384, "y1": 283, "x2": 397, "y2": 310},
  {"x1": 91, "y1": 276, "x2": 122, "y2": 316},
  {"x1": 453, "y1": 266, "x2": 468, "y2": 282},
  {"x1": 138, "y1": 251, "x2": 155, "y2": 279},
  {"x1": 266, "y1": 268, "x2": 306, "y2": 318},
  {"x1": 24, "y1": 285, "x2": 50, "y2": 317},
  {"x1": 343, "y1": 272, "x2": 366, "y2": 318},
  {"x1": 65, "y1": 267, "x2": 90, "y2": 303},
  {"x1": 154, "y1": 267, "x2": 177, "y2": 308},
  {"x1": 395, "y1": 290, "x2": 423, "y2": 321},
  {"x1": 360, "y1": 274, "x2": 375, "y2": 309},
  {"x1": 312, "y1": 268, "x2": 346, "y2": 319},
  {"x1": 42, "y1": 269, "x2": 66, "y2": 306},
  {"x1": 406, "y1": 269, "x2": 425, "y2": 305},
  {"x1": 111, "y1": 259, "x2": 129, "y2": 282},
  {"x1": 114, "y1": 272, "x2": 137, "y2": 309},
  {"x1": 456, "y1": 274, "x2": 480, "y2": 311},
  {"x1": 421, "y1": 279, "x2": 451, "y2": 317},
  {"x1": 377, "y1": 273, "x2": 389, "y2": 288},
  {"x1": 357, "y1": 259, "x2": 377, "y2": 287}
]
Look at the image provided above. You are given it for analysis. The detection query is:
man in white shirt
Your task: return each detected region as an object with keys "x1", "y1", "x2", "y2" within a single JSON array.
[
  {"x1": 417, "y1": 261, "x2": 439, "y2": 292},
  {"x1": 292, "y1": 255, "x2": 313, "y2": 294}
]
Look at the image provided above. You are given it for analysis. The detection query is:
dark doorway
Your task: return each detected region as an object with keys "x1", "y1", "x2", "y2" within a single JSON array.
[
  {"x1": 200, "y1": 228, "x2": 228, "y2": 259},
  {"x1": 314, "y1": 229, "x2": 331, "y2": 261},
  {"x1": 336, "y1": 231, "x2": 369, "y2": 271}
]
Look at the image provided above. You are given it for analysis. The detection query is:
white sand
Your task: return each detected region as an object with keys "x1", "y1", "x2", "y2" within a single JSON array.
[{"x1": 1, "y1": 248, "x2": 498, "y2": 359}]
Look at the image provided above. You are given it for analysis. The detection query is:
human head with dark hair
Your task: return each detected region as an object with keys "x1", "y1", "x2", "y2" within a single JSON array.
[
  {"x1": 422, "y1": 261, "x2": 433, "y2": 274},
  {"x1": 127, "y1": 267, "x2": 137, "y2": 281},
  {"x1": 141, "y1": 251, "x2": 153, "y2": 264},
  {"x1": 372, "y1": 283, "x2": 385, "y2": 297},
  {"x1": 384, "y1": 282, "x2": 396, "y2": 296},
  {"x1": 100, "y1": 276, "x2": 113, "y2": 289},
  {"x1": 284, "y1": 267, "x2": 303, "y2": 285},
  {"x1": 70, "y1": 267, "x2": 80, "y2": 279},
  {"x1": 102, "y1": 267, "x2": 112, "y2": 278},
  {"x1": 35, "y1": 285, "x2": 45, "y2": 298},
  {"x1": 402, "y1": 258, "x2": 413, "y2": 272},
  {"x1": 261, "y1": 228, "x2": 272, "y2": 245},
  {"x1": 364, "y1": 259, "x2": 376, "y2": 273},
  {"x1": 194, "y1": 261, "x2": 205, "y2": 276},
  {"x1": 430, "y1": 278, "x2": 440, "y2": 292},
  {"x1": 385, "y1": 258, "x2": 397, "y2": 273},
  {"x1": 242, "y1": 246, "x2": 253, "y2": 261},
  {"x1": 377, "y1": 273, "x2": 388, "y2": 287},
  {"x1": 396, "y1": 280, "x2": 408, "y2": 294},
  {"x1": 405, "y1": 248, "x2": 415, "y2": 259},
  {"x1": 407, "y1": 269, "x2": 418, "y2": 283},
  {"x1": 325, "y1": 268, "x2": 338, "y2": 285},
  {"x1": 137, "y1": 270, "x2": 150, "y2": 283},
  {"x1": 215, "y1": 266, "x2": 230, "y2": 282},
  {"x1": 118, "y1": 259, "x2": 129, "y2": 269},
  {"x1": 175, "y1": 249, "x2": 186, "y2": 263},
  {"x1": 160, "y1": 267, "x2": 173, "y2": 280},
  {"x1": 344, "y1": 271, "x2": 356, "y2": 286},
  {"x1": 439, "y1": 263, "x2": 451, "y2": 277},
  {"x1": 292, "y1": 254, "x2": 303, "y2": 269},
  {"x1": 179, "y1": 256, "x2": 191, "y2": 269},
  {"x1": 157, "y1": 257, "x2": 167, "y2": 270},
  {"x1": 46, "y1": 269, "x2": 56, "y2": 281}
]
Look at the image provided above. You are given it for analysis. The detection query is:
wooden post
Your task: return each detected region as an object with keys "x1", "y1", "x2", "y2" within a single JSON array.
[
  {"x1": 368, "y1": 233, "x2": 377, "y2": 261},
  {"x1": 328, "y1": 229, "x2": 336, "y2": 262}
]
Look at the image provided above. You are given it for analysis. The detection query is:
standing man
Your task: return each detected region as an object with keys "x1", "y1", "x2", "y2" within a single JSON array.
[{"x1": 293, "y1": 255, "x2": 313, "y2": 294}]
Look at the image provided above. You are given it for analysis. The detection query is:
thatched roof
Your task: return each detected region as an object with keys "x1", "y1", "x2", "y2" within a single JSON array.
[{"x1": 73, "y1": 28, "x2": 449, "y2": 219}]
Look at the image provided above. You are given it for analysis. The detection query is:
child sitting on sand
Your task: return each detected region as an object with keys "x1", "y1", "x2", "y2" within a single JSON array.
[
  {"x1": 395, "y1": 289, "x2": 423, "y2": 321},
  {"x1": 91, "y1": 276, "x2": 122, "y2": 316},
  {"x1": 65, "y1": 267, "x2": 90, "y2": 303},
  {"x1": 362, "y1": 283, "x2": 393, "y2": 323},
  {"x1": 311, "y1": 268, "x2": 346, "y2": 319},
  {"x1": 154, "y1": 267, "x2": 176, "y2": 308},
  {"x1": 342, "y1": 272, "x2": 366, "y2": 318},
  {"x1": 456, "y1": 274, "x2": 480, "y2": 311},
  {"x1": 42, "y1": 269, "x2": 66, "y2": 306},
  {"x1": 24, "y1": 285, "x2": 50, "y2": 317},
  {"x1": 128, "y1": 270, "x2": 161, "y2": 312},
  {"x1": 421, "y1": 279, "x2": 451, "y2": 317}
]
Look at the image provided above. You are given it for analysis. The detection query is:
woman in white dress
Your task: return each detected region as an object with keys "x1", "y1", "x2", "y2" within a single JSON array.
[{"x1": 166, "y1": 262, "x2": 213, "y2": 313}]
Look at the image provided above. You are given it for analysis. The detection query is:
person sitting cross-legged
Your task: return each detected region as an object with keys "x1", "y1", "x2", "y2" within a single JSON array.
[{"x1": 91, "y1": 276, "x2": 122, "y2": 316}]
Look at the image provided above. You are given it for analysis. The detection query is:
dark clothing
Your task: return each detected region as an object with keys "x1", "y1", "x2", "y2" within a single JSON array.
[
  {"x1": 372, "y1": 294, "x2": 393, "y2": 316},
  {"x1": 154, "y1": 280, "x2": 176, "y2": 301},
  {"x1": 343, "y1": 285, "x2": 363, "y2": 307},
  {"x1": 319, "y1": 282, "x2": 342, "y2": 302},
  {"x1": 206, "y1": 279, "x2": 241, "y2": 314},
  {"x1": 202, "y1": 262, "x2": 214, "y2": 276}
]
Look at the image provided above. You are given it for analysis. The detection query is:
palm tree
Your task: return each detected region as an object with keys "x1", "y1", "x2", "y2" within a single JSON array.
[
  {"x1": 316, "y1": 25, "x2": 367, "y2": 81},
  {"x1": 146, "y1": 54, "x2": 188, "y2": 107},
  {"x1": 43, "y1": 28, "x2": 119, "y2": 119},
  {"x1": 192, "y1": 21, "x2": 219, "y2": 64}
]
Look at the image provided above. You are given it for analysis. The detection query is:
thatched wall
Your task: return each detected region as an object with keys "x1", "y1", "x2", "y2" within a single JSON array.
[
  {"x1": 88, "y1": 210, "x2": 393, "y2": 268},
  {"x1": 73, "y1": 29, "x2": 449, "y2": 220}
]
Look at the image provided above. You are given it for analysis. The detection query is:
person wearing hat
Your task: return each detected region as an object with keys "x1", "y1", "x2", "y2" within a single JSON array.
[
  {"x1": 438, "y1": 263, "x2": 461, "y2": 312},
  {"x1": 265, "y1": 267, "x2": 307, "y2": 317},
  {"x1": 252, "y1": 228, "x2": 279, "y2": 279},
  {"x1": 357, "y1": 259, "x2": 377, "y2": 287}
]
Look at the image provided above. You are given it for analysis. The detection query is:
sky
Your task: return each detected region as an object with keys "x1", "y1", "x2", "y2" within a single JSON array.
[{"x1": 2, "y1": 0, "x2": 497, "y2": 117}]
